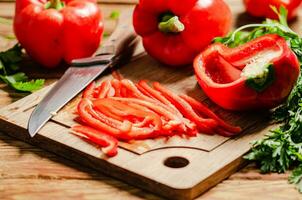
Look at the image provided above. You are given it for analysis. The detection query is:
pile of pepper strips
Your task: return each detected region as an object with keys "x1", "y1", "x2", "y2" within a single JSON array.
[{"x1": 72, "y1": 79, "x2": 241, "y2": 157}]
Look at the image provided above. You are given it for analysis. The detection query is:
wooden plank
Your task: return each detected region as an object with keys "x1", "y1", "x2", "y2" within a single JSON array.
[{"x1": 0, "y1": 132, "x2": 300, "y2": 200}]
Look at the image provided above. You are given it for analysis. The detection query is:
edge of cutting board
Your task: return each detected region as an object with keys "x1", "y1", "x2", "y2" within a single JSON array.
[{"x1": 0, "y1": 112, "x2": 275, "y2": 200}]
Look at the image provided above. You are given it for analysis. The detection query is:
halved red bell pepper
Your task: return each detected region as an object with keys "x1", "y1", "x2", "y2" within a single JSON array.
[{"x1": 194, "y1": 34, "x2": 300, "y2": 111}]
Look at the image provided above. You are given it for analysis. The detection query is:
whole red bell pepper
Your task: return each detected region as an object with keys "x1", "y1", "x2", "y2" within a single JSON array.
[
  {"x1": 194, "y1": 34, "x2": 300, "y2": 111},
  {"x1": 14, "y1": 0, "x2": 103, "y2": 68},
  {"x1": 244, "y1": 0, "x2": 302, "y2": 20},
  {"x1": 133, "y1": 0, "x2": 231, "y2": 66}
]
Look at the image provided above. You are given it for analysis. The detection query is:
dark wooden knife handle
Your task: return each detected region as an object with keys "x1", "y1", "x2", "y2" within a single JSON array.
[{"x1": 95, "y1": 11, "x2": 137, "y2": 56}]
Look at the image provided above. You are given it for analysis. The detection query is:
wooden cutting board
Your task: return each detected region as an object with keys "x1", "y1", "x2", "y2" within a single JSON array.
[{"x1": 0, "y1": 2, "x2": 292, "y2": 200}]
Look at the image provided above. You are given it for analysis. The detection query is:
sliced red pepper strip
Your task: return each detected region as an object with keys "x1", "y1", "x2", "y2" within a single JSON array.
[
  {"x1": 153, "y1": 82, "x2": 218, "y2": 135},
  {"x1": 137, "y1": 80, "x2": 171, "y2": 105},
  {"x1": 72, "y1": 125, "x2": 118, "y2": 157},
  {"x1": 137, "y1": 80, "x2": 183, "y2": 118},
  {"x1": 110, "y1": 97, "x2": 195, "y2": 136},
  {"x1": 81, "y1": 96, "x2": 134, "y2": 133},
  {"x1": 82, "y1": 82, "x2": 96, "y2": 99},
  {"x1": 120, "y1": 79, "x2": 154, "y2": 101},
  {"x1": 94, "y1": 103, "x2": 125, "y2": 121},
  {"x1": 122, "y1": 102, "x2": 186, "y2": 134},
  {"x1": 110, "y1": 97, "x2": 181, "y2": 125},
  {"x1": 77, "y1": 98, "x2": 131, "y2": 140},
  {"x1": 111, "y1": 70, "x2": 123, "y2": 80},
  {"x1": 111, "y1": 79, "x2": 122, "y2": 97},
  {"x1": 135, "y1": 83, "x2": 153, "y2": 98},
  {"x1": 180, "y1": 94, "x2": 241, "y2": 134},
  {"x1": 121, "y1": 79, "x2": 180, "y2": 122},
  {"x1": 93, "y1": 99, "x2": 159, "y2": 139},
  {"x1": 95, "y1": 101, "x2": 157, "y2": 130},
  {"x1": 89, "y1": 107, "x2": 133, "y2": 133},
  {"x1": 97, "y1": 80, "x2": 112, "y2": 98},
  {"x1": 94, "y1": 98, "x2": 162, "y2": 131}
]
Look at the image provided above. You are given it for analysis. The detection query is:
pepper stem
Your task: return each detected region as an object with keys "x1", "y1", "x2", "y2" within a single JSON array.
[
  {"x1": 158, "y1": 14, "x2": 185, "y2": 33},
  {"x1": 46, "y1": 0, "x2": 64, "y2": 10}
]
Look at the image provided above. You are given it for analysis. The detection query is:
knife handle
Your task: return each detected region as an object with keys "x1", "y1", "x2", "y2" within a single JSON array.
[{"x1": 95, "y1": 11, "x2": 137, "y2": 56}]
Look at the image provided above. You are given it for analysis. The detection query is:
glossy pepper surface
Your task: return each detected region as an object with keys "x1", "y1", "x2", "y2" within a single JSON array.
[
  {"x1": 133, "y1": 0, "x2": 231, "y2": 66},
  {"x1": 14, "y1": 0, "x2": 103, "y2": 68},
  {"x1": 194, "y1": 34, "x2": 300, "y2": 111},
  {"x1": 244, "y1": 0, "x2": 302, "y2": 20}
]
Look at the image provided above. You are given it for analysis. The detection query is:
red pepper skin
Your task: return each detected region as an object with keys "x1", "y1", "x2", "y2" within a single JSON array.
[
  {"x1": 180, "y1": 94, "x2": 241, "y2": 134},
  {"x1": 194, "y1": 34, "x2": 300, "y2": 111},
  {"x1": 133, "y1": 0, "x2": 231, "y2": 66},
  {"x1": 72, "y1": 125, "x2": 118, "y2": 157},
  {"x1": 82, "y1": 81, "x2": 96, "y2": 99},
  {"x1": 153, "y1": 82, "x2": 218, "y2": 135},
  {"x1": 14, "y1": 0, "x2": 103, "y2": 68},
  {"x1": 244, "y1": 0, "x2": 302, "y2": 20}
]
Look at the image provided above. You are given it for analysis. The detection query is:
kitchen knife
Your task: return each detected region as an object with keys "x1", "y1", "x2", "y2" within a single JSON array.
[{"x1": 28, "y1": 12, "x2": 138, "y2": 137}]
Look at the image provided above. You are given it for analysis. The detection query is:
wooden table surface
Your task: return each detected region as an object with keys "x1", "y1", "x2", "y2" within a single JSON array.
[{"x1": 0, "y1": 1, "x2": 301, "y2": 199}]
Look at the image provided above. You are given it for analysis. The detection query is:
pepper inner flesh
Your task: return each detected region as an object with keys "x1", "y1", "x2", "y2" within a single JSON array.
[{"x1": 204, "y1": 48, "x2": 282, "y2": 84}]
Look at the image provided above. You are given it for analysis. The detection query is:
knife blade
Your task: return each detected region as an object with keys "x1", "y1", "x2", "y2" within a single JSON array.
[{"x1": 28, "y1": 12, "x2": 138, "y2": 137}]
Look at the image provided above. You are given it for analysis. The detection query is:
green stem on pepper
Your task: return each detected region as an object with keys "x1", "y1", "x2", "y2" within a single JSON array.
[
  {"x1": 158, "y1": 14, "x2": 184, "y2": 33},
  {"x1": 45, "y1": 0, "x2": 64, "y2": 10}
]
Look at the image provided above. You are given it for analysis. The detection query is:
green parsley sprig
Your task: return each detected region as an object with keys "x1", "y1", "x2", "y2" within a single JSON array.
[
  {"x1": 0, "y1": 44, "x2": 44, "y2": 92},
  {"x1": 215, "y1": 6, "x2": 302, "y2": 193}
]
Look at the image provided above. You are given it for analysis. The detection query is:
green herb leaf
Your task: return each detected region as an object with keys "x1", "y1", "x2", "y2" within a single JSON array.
[
  {"x1": 109, "y1": 11, "x2": 120, "y2": 20},
  {"x1": 10, "y1": 79, "x2": 45, "y2": 92},
  {"x1": 0, "y1": 44, "x2": 22, "y2": 74},
  {"x1": 0, "y1": 72, "x2": 44, "y2": 92},
  {"x1": 0, "y1": 44, "x2": 45, "y2": 92},
  {"x1": 289, "y1": 165, "x2": 302, "y2": 192}
]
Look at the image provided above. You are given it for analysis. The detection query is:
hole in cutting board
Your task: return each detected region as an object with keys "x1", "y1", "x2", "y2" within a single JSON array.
[{"x1": 164, "y1": 156, "x2": 189, "y2": 168}]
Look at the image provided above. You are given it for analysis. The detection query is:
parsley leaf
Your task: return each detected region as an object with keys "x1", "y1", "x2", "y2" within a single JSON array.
[
  {"x1": 0, "y1": 73, "x2": 44, "y2": 92},
  {"x1": 0, "y1": 44, "x2": 44, "y2": 92},
  {"x1": 289, "y1": 165, "x2": 302, "y2": 192}
]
